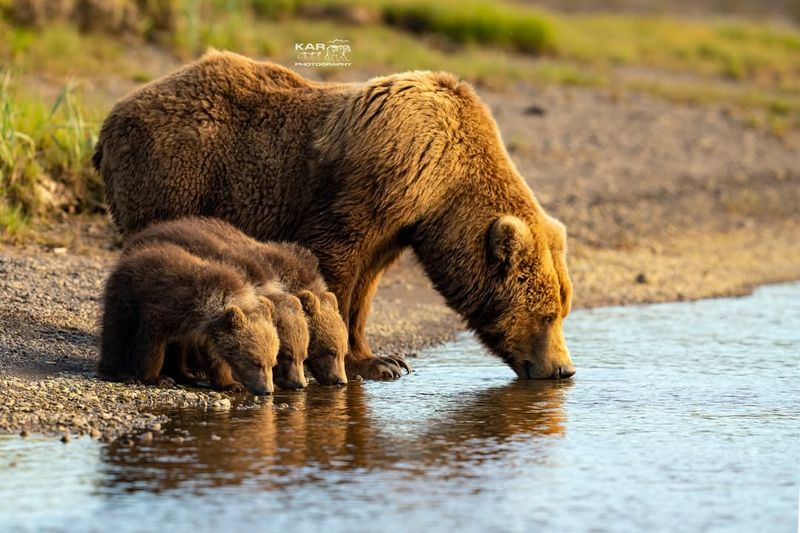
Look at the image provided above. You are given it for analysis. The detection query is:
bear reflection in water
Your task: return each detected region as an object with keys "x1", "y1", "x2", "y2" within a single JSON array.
[{"x1": 99, "y1": 380, "x2": 570, "y2": 492}]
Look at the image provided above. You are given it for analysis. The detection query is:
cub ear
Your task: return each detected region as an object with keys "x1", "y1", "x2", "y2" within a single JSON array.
[
  {"x1": 284, "y1": 294, "x2": 303, "y2": 313},
  {"x1": 257, "y1": 296, "x2": 275, "y2": 322},
  {"x1": 297, "y1": 290, "x2": 320, "y2": 316},
  {"x1": 222, "y1": 305, "x2": 246, "y2": 330},
  {"x1": 487, "y1": 215, "x2": 531, "y2": 267},
  {"x1": 322, "y1": 291, "x2": 339, "y2": 312}
]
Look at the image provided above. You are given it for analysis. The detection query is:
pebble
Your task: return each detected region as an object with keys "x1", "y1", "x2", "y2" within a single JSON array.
[
  {"x1": 140, "y1": 431, "x2": 153, "y2": 442},
  {"x1": 60, "y1": 433, "x2": 70, "y2": 443},
  {"x1": 210, "y1": 398, "x2": 231, "y2": 410}
]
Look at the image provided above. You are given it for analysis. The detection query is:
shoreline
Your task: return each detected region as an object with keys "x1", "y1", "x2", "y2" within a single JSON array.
[{"x1": 1, "y1": 216, "x2": 798, "y2": 441}]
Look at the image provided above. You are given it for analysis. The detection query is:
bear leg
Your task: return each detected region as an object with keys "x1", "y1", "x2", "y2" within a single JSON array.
[
  {"x1": 210, "y1": 359, "x2": 245, "y2": 393},
  {"x1": 130, "y1": 337, "x2": 171, "y2": 386},
  {"x1": 345, "y1": 270, "x2": 411, "y2": 380}
]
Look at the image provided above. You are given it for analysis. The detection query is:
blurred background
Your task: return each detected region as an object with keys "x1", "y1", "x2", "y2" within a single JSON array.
[{"x1": 0, "y1": 0, "x2": 798, "y2": 306}]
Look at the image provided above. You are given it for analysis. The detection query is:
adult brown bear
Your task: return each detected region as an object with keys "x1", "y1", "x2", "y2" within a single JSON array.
[{"x1": 94, "y1": 51, "x2": 575, "y2": 381}]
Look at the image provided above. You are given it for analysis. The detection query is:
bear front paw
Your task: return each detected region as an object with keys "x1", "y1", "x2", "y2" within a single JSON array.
[
  {"x1": 347, "y1": 355, "x2": 411, "y2": 381},
  {"x1": 143, "y1": 375, "x2": 176, "y2": 388},
  {"x1": 220, "y1": 382, "x2": 246, "y2": 393}
]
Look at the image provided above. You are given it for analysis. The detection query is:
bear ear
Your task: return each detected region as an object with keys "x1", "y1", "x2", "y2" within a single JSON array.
[
  {"x1": 322, "y1": 291, "x2": 339, "y2": 311},
  {"x1": 222, "y1": 305, "x2": 246, "y2": 330},
  {"x1": 487, "y1": 215, "x2": 531, "y2": 268},
  {"x1": 297, "y1": 290, "x2": 320, "y2": 316},
  {"x1": 257, "y1": 296, "x2": 275, "y2": 322}
]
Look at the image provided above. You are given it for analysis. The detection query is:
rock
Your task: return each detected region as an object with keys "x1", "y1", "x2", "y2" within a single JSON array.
[
  {"x1": 523, "y1": 104, "x2": 546, "y2": 116},
  {"x1": 210, "y1": 434, "x2": 221, "y2": 441},
  {"x1": 139, "y1": 431, "x2": 153, "y2": 442},
  {"x1": 19, "y1": 429, "x2": 29, "y2": 437},
  {"x1": 60, "y1": 433, "x2": 70, "y2": 443},
  {"x1": 635, "y1": 273, "x2": 648, "y2": 284}
]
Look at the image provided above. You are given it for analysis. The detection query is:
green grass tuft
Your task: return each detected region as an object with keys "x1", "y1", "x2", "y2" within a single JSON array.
[
  {"x1": 382, "y1": 1, "x2": 556, "y2": 54},
  {"x1": 0, "y1": 201, "x2": 30, "y2": 239}
]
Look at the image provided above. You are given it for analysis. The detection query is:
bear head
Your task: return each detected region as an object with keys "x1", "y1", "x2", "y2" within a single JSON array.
[
  {"x1": 298, "y1": 290, "x2": 349, "y2": 386},
  {"x1": 474, "y1": 215, "x2": 575, "y2": 380},
  {"x1": 208, "y1": 297, "x2": 279, "y2": 394},
  {"x1": 268, "y1": 292, "x2": 310, "y2": 390}
]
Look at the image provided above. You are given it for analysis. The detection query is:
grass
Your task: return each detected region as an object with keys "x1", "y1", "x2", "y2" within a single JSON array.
[
  {"x1": 381, "y1": 1, "x2": 555, "y2": 54},
  {"x1": 0, "y1": 202, "x2": 29, "y2": 240},
  {"x1": 0, "y1": 73, "x2": 101, "y2": 217}
]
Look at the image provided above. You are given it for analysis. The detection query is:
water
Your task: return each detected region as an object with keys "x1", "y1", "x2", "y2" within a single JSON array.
[{"x1": 1, "y1": 283, "x2": 798, "y2": 532}]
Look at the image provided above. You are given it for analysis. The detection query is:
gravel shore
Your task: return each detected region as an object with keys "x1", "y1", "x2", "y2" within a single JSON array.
[{"x1": 1, "y1": 82, "x2": 798, "y2": 441}]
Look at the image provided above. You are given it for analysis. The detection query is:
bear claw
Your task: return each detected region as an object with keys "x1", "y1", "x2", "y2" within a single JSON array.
[{"x1": 347, "y1": 355, "x2": 411, "y2": 381}]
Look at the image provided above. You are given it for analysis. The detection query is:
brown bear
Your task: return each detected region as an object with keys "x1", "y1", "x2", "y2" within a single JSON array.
[
  {"x1": 124, "y1": 217, "x2": 350, "y2": 386},
  {"x1": 98, "y1": 241, "x2": 278, "y2": 394},
  {"x1": 94, "y1": 51, "x2": 575, "y2": 380}
]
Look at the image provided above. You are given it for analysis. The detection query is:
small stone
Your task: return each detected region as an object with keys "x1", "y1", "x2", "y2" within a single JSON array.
[
  {"x1": 148, "y1": 423, "x2": 161, "y2": 432},
  {"x1": 523, "y1": 104, "x2": 546, "y2": 116},
  {"x1": 172, "y1": 436, "x2": 184, "y2": 443},
  {"x1": 90, "y1": 428, "x2": 102, "y2": 439},
  {"x1": 140, "y1": 431, "x2": 153, "y2": 442},
  {"x1": 52, "y1": 247, "x2": 68, "y2": 255},
  {"x1": 634, "y1": 273, "x2": 648, "y2": 284},
  {"x1": 60, "y1": 433, "x2": 70, "y2": 443},
  {"x1": 19, "y1": 429, "x2": 29, "y2": 438},
  {"x1": 355, "y1": 375, "x2": 364, "y2": 382},
  {"x1": 211, "y1": 398, "x2": 231, "y2": 410},
  {"x1": 210, "y1": 434, "x2": 222, "y2": 441}
]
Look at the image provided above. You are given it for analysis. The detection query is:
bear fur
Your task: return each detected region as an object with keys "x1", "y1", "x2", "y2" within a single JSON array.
[
  {"x1": 124, "y1": 217, "x2": 351, "y2": 385},
  {"x1": 95, "y1": 51, "x2": 575, "y2": 380},
  {"x1": 98, "y1": 241, "x2": 279, "y2": 394}
]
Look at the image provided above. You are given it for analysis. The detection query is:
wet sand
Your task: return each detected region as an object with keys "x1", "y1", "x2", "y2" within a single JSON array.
[{"x1": 1, "y1": 82, "x2": 798, "y2": 439}]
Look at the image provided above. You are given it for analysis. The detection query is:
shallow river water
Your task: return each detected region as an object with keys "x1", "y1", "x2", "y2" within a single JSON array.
[{"x1": 1, "y1": 283, "x2": 798, "y2": 532}]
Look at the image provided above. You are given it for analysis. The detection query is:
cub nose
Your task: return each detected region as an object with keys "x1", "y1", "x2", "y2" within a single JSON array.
[{"x1": 557, "y1": 366, "x2": 576, "y2": 379}]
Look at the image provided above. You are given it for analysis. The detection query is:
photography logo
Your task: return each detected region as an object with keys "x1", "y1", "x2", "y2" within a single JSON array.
[{"x1": 294, "y1": 39, "x2": 351, "y2": 67}]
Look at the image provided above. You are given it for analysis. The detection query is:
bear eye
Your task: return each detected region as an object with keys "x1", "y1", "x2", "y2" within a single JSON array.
[{"x1": 542, "y1": 315, "x2": 555, "y2": 326}]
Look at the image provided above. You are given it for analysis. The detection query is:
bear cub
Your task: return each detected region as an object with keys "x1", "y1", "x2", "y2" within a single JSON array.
[
  {"x1": 98, "y1": 242, "x2": 279, "y2": 395},
  {"x1": 125, "y1": 217, "x2": 349, "y2": 386}
]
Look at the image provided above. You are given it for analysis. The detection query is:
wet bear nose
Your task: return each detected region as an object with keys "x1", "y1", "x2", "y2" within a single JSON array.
[{"x1": 558, "y1": 366, "x2": 576, "y2": 379}]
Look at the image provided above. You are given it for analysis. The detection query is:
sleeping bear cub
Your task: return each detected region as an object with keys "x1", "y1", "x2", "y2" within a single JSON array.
[{"x1": 98, "y1": 242, "x2": 278, "y2": 394}]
